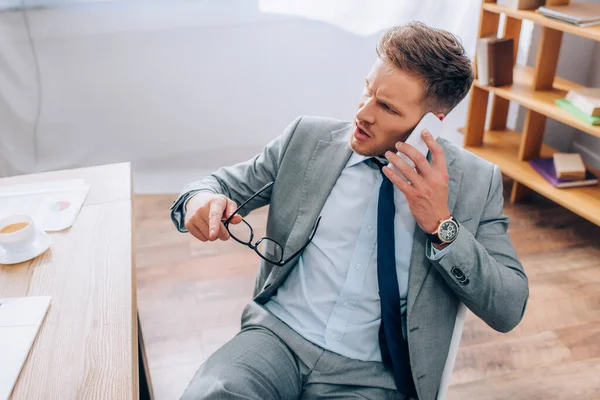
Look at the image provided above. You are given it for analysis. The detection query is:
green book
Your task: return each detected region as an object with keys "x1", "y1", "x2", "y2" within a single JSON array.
[{"x1": 555, "y1": 98, "x2": 600, "y2": 126}]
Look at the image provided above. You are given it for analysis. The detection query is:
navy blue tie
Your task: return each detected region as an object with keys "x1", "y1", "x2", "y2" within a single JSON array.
[{"x1": 372, "y1": 158, "x2": 417, "y2": 398}]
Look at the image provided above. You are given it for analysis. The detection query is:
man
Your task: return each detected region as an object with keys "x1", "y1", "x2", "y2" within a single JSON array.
[{"x1": 170, "y1": 22, "x2": 529, "y2": 400}]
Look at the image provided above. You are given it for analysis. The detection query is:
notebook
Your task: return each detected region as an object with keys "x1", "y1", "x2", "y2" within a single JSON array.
[
  {"x1": 476, "y1": 37, "x2": 514, "y2": 87},
  {"x1": 537, "y1": 3, "x2": 600, "y2": 24},
  {"x1": 487, "y1": 38, "x2": 514, "y2": 87},
  {"x1": 566, "y1": 88, "x2": 600, "y2": 117},
  {"x1": 553, "y1": 153, "x2": 586, "y2": 180},
  {"x1": 0, "y1": 296, "x2": 51, "y2": 400},
  {"x1": 555, "y1": 98, "x2": 600, "y2": 126},
  {"x1": 529, "y1": 158, "x2": 599, "y2": 188}
]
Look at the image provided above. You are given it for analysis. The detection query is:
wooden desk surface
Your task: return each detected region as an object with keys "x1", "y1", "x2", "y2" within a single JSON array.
[{"x1": 0, "y1": 163, "x2": 139, "y2": 399}]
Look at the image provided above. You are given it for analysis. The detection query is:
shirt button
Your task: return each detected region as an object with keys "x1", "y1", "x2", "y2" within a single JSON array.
[
  {"x1": 356, "y1": 264, "x2": 361, "y2": 270},
  {"x1": 342, "y1": 300, "x2": 349, "y2": 306},
  {"x1": 368, "y1": 225, "x2": 374, "y2": 233}
]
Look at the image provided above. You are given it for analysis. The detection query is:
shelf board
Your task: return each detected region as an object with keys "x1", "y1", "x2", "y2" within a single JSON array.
[
  {"x1": 463, "y1": 129, "x2": 600, "y2": 226},
  {"x1": 473, "y1": 64, "x2": 600, "y2": 139},
  {"x1": 482, "y1": 3, "x2": 600, "y2": 42}
]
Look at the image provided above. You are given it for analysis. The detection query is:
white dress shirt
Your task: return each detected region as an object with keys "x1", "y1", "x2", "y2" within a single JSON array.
[{"x1": 265, "y1": 151, "x2": 452, "y2": 361}]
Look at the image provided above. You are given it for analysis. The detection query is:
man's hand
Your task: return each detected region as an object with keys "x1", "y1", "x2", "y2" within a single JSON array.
[
  {"x1": 184, "y1": 193, "x2": 243, "y2": 242},
  {"x1": 383, "y1": 129, "x2": 451, "y2": 234}
]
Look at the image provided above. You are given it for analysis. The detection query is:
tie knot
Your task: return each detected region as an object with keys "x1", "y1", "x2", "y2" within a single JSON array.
[{"x1": 369, "y1": 157, "x2": 388, "y2": 173}]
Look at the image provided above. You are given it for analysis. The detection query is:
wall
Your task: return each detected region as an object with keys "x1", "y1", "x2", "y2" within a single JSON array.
[
  {"x1": 0, "y1": 1, "x2": 479, "y2": 193},
  {"x1": 0, "y1": 8, "x2": 39, "y2": 176}
]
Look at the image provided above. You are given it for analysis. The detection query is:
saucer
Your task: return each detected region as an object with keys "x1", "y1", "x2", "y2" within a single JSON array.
[{"x1": 0, "y1": 230, "x2": 52, "y2": 265}]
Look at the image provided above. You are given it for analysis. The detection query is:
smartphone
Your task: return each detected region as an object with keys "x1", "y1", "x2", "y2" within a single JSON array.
[{"x1": 390, "y1": 112, "x2": 443, "y2": 180}]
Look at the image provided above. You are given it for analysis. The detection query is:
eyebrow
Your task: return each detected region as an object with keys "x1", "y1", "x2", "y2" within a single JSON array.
[{"x1": 365, "y1": 79, "x2": 403, "y2": 115}]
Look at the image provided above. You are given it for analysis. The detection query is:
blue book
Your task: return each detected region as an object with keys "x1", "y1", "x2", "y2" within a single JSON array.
[{"x1": 529, "y1": 158, "x2": 598, "y2": 188}]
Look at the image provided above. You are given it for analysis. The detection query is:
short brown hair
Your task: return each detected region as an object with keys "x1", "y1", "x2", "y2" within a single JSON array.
[{"x1": 377, "y1": 22, "x2": 474, "y2": 114}]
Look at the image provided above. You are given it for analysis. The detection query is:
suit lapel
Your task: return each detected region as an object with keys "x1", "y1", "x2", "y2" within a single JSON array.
[
  {"x1": 407, "y1": 138, "x2": 463, "y2": 314},
  {"x1": 282, "y1": 125, "x2": 353, "y2": 265},
  {"x1": 275, "y1": 131, "x2": 462, "y2": 312}
]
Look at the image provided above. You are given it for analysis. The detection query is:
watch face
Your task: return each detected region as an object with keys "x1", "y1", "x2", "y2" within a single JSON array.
[{"x1": 439, "y1": 220, "x2": 458, "y2": 242}]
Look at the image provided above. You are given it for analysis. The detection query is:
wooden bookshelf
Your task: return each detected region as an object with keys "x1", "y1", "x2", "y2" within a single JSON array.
[
  {"x1": 482, "y1": 3, "x2": 600, "y2": 41},
  {"x1": 460, "y1": 128, "x2": 600, "y2": 226},
  {"x1": 465, "y1": 0, "x2": 600, "y2": 226},
  {"x1": 474, "y1": 65, "x2": 600, "y2": 139}
]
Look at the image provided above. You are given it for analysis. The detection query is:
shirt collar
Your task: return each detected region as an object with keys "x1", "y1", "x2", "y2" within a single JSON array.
[
  {"x1": 346, "y1": 152, "x2": 388, "y2": 168},
  {"x1": 346, "y1": 152, "x2": 371, "y2": 168}
]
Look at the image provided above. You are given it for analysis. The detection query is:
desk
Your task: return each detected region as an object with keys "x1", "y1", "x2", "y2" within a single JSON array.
[{"x1": 0, "y1": 163, "x2": 150, "y2": 399}]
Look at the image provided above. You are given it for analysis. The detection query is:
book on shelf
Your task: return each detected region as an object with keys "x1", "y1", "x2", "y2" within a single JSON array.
[
  {"x1": 546, "y1": 17, "x2": 600, "y2": 27},
  {"x1": 497, "y1": 0, "x2": 544, "y2": 10},
  {"x1": 553, "y1": 153, "x2": 586, "y2": 180},
  {"x1": 529, "y1": 158, "x2": 598, "y2": 189},
  {"x1": 536, "y1": 3, "x2": 600, "y2": 27},
  {"x1": 541, "y1": 15, "x2": 600, "y2": 27},
  {"x1": 476, "y1": 37, "x2": 513, "y2": 87},
  {"x1": 555, "y1": 98, "x2": 600, "y2": 126},
  {"x1": 566, "y1": 88, "x2": 600, "y2": 117}
]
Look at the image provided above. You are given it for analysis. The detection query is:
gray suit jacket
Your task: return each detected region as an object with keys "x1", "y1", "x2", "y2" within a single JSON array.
[{"x1": 172, "y1": 116, "x2": 529, "y2": 400}]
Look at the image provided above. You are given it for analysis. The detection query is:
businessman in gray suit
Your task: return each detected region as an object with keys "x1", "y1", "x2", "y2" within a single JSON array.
[{"x1": 170, "y1": 22, "x2": 529, "y2": 400}]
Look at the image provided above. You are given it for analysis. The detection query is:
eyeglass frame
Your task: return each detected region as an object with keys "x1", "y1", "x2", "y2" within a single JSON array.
[{"x1": 223, "y1": 181, "x2": 321, "y2": 267}]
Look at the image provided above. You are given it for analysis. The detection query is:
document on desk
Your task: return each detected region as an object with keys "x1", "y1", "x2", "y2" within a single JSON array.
[
  {"x1": 0, "y1": 179, "x2": 90, "y2": 231},
  {"x1": 0, "y1": 296, "x2": 51, "y2": 400}
]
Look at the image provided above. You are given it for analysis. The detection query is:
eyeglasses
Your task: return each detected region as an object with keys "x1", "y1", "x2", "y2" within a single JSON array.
[{"x1": 223, "y1": 181, "x2": 321, "y2": 267}]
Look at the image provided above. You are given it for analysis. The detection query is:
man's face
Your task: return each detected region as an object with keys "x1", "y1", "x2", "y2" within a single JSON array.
[{"x1": 350, "y1": 59, "x2": 429, "y2": 157}]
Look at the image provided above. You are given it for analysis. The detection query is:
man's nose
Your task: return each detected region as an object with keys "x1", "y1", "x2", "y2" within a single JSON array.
[{"x1": 357, "y1": 99, "x2": 375, "y2": 125}]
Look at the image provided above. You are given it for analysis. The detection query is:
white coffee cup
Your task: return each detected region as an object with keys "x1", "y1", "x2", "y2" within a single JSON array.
[{"x1": 0, "y1": 215, "x2": 37, "y2": 253}]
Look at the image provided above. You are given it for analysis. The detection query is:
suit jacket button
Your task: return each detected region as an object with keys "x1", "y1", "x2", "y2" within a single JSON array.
[
  {"x1": 451, "y1": 267, "x2": 464, "y2": 278},
  {"x1": 462, "y1": 278, "x2": 470, "y2": 285}
]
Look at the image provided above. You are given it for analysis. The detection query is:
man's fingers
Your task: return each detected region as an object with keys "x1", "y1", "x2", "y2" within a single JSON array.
[
  {"x1": 383, "y1": 164, "x2": 416, "y2": 195},
  {"x1": 225, "y1": 200, "x2": 243, "y2": 225},
  {"x1": 196, "y1": 217, "x2": 214, "y2": 241},
  {"x1": 218, "y1": 222, "x2": 230, "y2": 241},
  {"x1": 203, "y1": 205, "x2": 232, "y2": 241},
  {"x1": 187, "y1": 223, "x2": 207, "y2": 242},
  {"x1": 385, "y1": 151, "x2": 422, "y2": 187},
  {"x1": 208, "y1": 198, "x2": 227, "y2": 240},
  {"x1": 395, "y1": 140, "x2": 431, "y2": 178},
  {"x1": 185, "y1": 194, "x2": 242, "y2": 242},
  {"x1": 422, "y1": 130, "x2": 447, "y2": 171},
  {"x1": 229, "y1": 215, "x2": 243, "y2": 224},
  {"x1": 225, "y1": 199, "x2": 238, "y2": 218}
]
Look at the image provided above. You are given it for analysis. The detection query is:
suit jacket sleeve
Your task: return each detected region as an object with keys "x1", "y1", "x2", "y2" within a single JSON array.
[
  {"x1": 428, "y1": 164, "x2": 529, "y2": 333},
  {"x1": 170, "y1": 116, "x2": 302, "y2": 232}
]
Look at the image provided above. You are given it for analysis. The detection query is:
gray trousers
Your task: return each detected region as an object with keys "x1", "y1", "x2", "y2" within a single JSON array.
[{"x1": 181, "y1": 301, "x2": 416, "y2": 400}]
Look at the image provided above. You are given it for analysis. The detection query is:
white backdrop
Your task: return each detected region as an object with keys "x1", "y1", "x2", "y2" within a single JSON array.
[{"x1": 1, "y1": 0, "x2": 489, "y2": 193}]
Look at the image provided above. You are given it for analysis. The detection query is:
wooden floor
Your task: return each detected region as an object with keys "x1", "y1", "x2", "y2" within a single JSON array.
[{"x1": 135, "y1": 177, "x2": 600, "y2": 400}]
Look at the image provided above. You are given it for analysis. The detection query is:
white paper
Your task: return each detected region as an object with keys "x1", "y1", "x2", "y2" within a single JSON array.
[
  {"x1": 0, "y1": 180, "x2": 90, "y2": 231},
  {"x1": 0, "y1": 296, "x2": 51, "y2": 400}
]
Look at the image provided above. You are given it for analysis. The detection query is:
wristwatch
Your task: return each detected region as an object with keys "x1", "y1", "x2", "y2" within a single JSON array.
[{"x1": 426, "y1": 216, "x2": 460, "y2": 245}]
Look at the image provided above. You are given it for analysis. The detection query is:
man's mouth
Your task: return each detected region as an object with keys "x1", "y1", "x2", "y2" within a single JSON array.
[{"x1": 354, "y1": 123, "x2": 371, "y2": 142}]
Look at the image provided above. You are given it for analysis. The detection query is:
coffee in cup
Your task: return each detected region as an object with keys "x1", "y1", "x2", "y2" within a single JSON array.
[
  {"x1": 0, "y1": 222, "x2": 30, "y2": 234},
  {"x1": 0, "y1": 215, "x2": 37, "y2": 253}
]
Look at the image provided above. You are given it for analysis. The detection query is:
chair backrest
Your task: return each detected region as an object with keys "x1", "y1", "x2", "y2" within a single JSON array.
[{"x1": 436, "y1": 302, "x2": 468, "y2": 400}]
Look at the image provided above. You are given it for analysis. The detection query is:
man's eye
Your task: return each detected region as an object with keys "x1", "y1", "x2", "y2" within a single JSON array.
[{"x1": 380, "y1": 102, "x2": 396, "y2": 114}]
